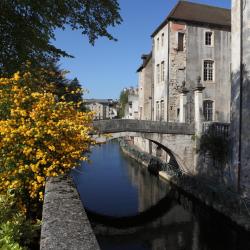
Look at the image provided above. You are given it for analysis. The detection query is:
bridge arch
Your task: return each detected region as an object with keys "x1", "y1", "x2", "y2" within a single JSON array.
[
  {"x1": 92, "y1": 119, "x2": 195, "y2": 174},
  {"x1": 93, "y1": 132, "x2": 194, "y2": 174}
]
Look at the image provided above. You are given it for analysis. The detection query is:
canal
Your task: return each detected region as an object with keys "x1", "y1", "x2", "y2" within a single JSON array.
[{"x1": 72, "y1": 140, "x2": 250, "y2": 250}]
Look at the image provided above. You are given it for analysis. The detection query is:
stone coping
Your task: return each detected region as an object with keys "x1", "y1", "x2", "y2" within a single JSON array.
[
  {"x1": 93, "y1": 119, "x2": 195, "y2": 135},
  {"x1": 40, "y1": 174, "x2": 100, "y2": 250}
]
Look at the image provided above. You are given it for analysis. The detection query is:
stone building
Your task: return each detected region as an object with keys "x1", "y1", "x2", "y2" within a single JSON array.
[
  {"x1": 124, "y1": 88, "x2": 139, "y2": 119},
  {"x1": 85, "y1": 99, "x2": 118, "y2": 120},
  {"x1": 151, "y1": 1, "x2": 231, "y2": 123},
  {"x1": 134, "y1": 1, "x2": 231, "y2": 163},
  {"x1": 137, "y1": 53, "x2": 153, "y2": 120},
  {"x1": 231, "y1": 0, "x2": 250, "y2": 197}
]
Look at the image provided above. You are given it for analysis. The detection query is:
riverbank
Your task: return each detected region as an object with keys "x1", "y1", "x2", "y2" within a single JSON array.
[{"x1": 120, "y1": 140, "x2": 250, "y2": 232}]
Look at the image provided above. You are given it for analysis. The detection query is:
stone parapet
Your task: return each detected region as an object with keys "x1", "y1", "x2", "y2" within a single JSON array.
[
  {"x1": 40, "y1": 175, "x2": 100, "y2": 250},
  {"x1": 93, "y1": 119, "x2": 194, "y2": 135}
]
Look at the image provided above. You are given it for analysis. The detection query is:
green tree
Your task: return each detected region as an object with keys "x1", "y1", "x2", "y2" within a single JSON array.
[
  {"x1": 118, "y1": 89, "x2": 129, "y2": 118},
  {"x1": 0, "y1": 0, "x2": 122, "y2": 76},
  {"x1": 18, "y1": 62, "x2": 88, "y2": 111},
  {"x1": 65, "y1": 78, "x2": 83, "y2": 103}
]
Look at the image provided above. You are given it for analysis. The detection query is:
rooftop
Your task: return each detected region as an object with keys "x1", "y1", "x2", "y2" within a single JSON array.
[
  {"x1": 85, "y1": 99, "x2": 118, "y2": 104},
  {"x1": 151, "y1": 0, "x2": 231, "y2": 37},
  {"x1": 137, "y1": 52, "x2": 152, "y2": 72}
]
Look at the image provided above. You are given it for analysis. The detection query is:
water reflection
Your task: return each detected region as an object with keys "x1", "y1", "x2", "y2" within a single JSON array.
[{"x1": 72, "y1": 141, "x2": 250, "y2": 250}]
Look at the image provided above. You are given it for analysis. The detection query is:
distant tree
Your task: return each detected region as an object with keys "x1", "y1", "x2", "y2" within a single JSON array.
[
  {"x1": 18, "y1": 62, "x2": 88, "y2": 111},
  {"x1": 65, "y1": 78, "x2": 89, "y2": 111},
  {"x1": 65, "y1": 78, "x2": 82, "y2": 103},
  {"x1": 0, "y1": 0, "x2": 122, "y2": 76},
  {"x1": 118, "y1": 89, "x2": 129, "y2": 118}
]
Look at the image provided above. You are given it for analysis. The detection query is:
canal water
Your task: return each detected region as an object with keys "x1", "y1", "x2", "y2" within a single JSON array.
[{"x1": 72, "y1": 140, "x2": 250, "y2": 250}]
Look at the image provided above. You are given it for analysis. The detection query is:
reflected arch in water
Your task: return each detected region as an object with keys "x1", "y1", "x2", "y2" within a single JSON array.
[{"x1": 84, "y1": 189, "x2": 176, "y2": 229}]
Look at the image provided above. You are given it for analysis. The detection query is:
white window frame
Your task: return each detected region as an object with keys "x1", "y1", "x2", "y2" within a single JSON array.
[
  {"x1": 204, "y1": 30, "x2": 214, "y2": 47},
  {"x1": 203, "y1": 59, "x2": 215, "y2": 83}
]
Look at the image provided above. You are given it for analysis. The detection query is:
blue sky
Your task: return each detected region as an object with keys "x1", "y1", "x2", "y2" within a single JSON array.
[{"x1": 53, "y1": 0, "x2": 230, "y2": 99}]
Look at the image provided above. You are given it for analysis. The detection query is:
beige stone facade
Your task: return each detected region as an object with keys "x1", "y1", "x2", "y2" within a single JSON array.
[
  {"x1": 134, "y1": 1, "x2": 232, "y2": 177},
  {"x1": 124, "y1": 88, "x2": 139, "y2": 119},
  {"x1": 85, "y1": 99, "x2": 118, "y2": 120},
  {"x1": 137, "y1": 54, "x2": 153, "y2": 120},
  {"x1": 151, "y1": 1, "x2": 231, "y2": 123}
]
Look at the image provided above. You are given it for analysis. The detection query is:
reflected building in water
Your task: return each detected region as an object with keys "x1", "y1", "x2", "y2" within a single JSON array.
[
  {"x1": 126, "y1": 158, "x2": 198, "y2": 250},
  {"x1": 125, "y1": 156, "x2": 250, "y2": 250}
]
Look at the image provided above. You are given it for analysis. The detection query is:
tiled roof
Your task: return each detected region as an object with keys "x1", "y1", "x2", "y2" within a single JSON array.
[{"x1": 151, "y1": 1, "x2": 231, "y2": 37}]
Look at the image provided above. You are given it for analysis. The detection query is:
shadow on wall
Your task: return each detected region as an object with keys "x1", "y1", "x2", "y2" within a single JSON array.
[
  {"x1": 230, "y1": 66, "x2": 250, "y2": 197},
  {"x1": 197, "y1": 124, "x2": 233, "y2": 187}
]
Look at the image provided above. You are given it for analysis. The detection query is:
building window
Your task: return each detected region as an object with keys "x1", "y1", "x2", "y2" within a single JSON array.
[
  {"x1": 161, "y1": 61, "x2": 165, "y2": 82},
  {"x1": 160, "y1": 100, "x2": 164, "y2": 120},
  {"x1": 203, "y1": 100, "x2": 213, "y2": 121},
  {"x1": 178, "y1": 33, "x2": 184, "y2": 51},
  {"x1": 161, "y1": 33, "x2": 164, "y2": 47},
  {"x1": 156, "y1": 64, "x2": 160, "y2": 83},
  {"x1": 156, "y1": 101, "x2": 160, "y2": 120},
  {"x1": 157, "y1": 37, "x2": 160, "y2": 50},
  {"x1": 203, "y1": 60, "x2": 214, "y2": 82},
  {"x1": 177, "y1": 108, "x2": 180, "y2": 117},
  {"x1": 205, "y1": 31, "x2": 213, "y2": 46},
  {"x1": 139, "y1": 107, "x2": 142, "y2": 120}
]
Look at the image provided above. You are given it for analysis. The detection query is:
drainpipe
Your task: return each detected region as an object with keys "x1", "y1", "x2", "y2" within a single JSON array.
[
  {"x1": 237, "y1": 0, "x2": 244, "y2": 193},
  {"x1": 167, "y1": 23, "x2": 170, "y2": 122}
]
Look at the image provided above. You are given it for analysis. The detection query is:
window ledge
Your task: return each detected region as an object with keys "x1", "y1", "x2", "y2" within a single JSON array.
[{"x1": 203, "y1": 81, "x2": 215, "y2": 84}]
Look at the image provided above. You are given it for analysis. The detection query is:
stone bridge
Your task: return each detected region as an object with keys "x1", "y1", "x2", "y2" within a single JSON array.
[{"x1": 93, "y1": 119, "x2": 196, "y2": 174}]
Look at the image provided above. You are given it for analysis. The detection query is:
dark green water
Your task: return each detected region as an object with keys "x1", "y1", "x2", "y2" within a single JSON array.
[{"x1": 72, "y1": 141, "x2": 250, "y2": 250}]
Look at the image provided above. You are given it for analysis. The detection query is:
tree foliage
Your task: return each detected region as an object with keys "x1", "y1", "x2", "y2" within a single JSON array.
[
  {"x1": 118, "y1": 89, "x2": 129, "y2": 118},
  {"x1": 17, "y1": 62, "x2": 88, "y2": 111},
  {"x1": 0, "y1": 193, "x2": 40, "y2": 250},
  {"x1": 0, "y1": 0, "x2": 122, "y2": 75},
  {"x1": 0, "y1": 71, "x2": 95, "y2": 209},
  {"x1": 199, "y1": 133, "x2": 229, "y2": 164}
]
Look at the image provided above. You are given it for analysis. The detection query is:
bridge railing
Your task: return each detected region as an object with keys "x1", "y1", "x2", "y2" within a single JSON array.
[{"x1": 93, "y1": 119, "x2": 195, "y2": 135}]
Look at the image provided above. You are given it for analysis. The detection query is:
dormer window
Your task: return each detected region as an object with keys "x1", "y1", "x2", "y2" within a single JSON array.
[{"x1": 205, "y1": 31, "x2": 213, "y2": 46}]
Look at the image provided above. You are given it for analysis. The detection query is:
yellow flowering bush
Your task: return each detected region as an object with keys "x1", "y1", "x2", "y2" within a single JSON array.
[{"x1": 0, "y1": 71, "x2": 94, "y2": 206}]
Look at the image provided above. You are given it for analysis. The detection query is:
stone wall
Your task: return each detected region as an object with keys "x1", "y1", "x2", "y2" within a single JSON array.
[
  {"x1": 40, "y1": 175, "x2": 100, "y2": 250},
  {"x1": 153, "y1": 23, "x2": 169, "y2": 121},
  {"x1": 138, "y1": 56, "x2": 153, "y2": 120},
  {"x1": 168, "y1": 21, "x2": 187, "y2": 122},
  {"x1": 231, "y1": 0, "x2": 250, "y2": 198}
]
